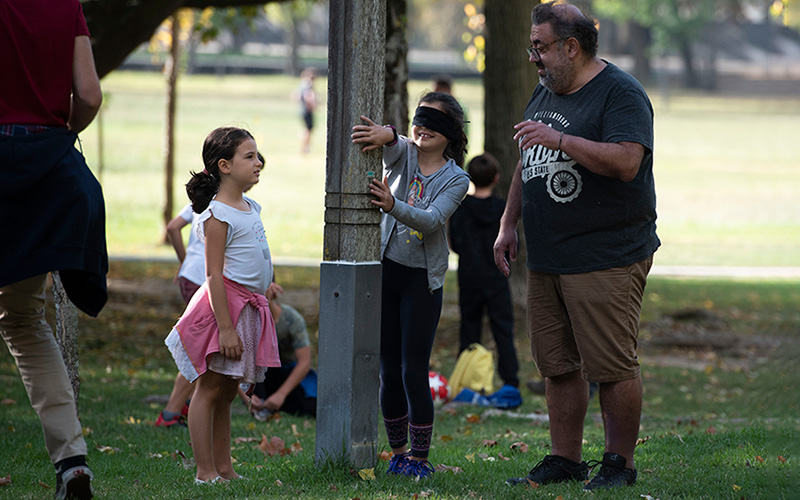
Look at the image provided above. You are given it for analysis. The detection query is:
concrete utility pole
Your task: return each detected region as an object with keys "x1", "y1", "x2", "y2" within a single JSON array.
[{"x1": 315, "y1": 0, "x2": 386, "y2": 468}]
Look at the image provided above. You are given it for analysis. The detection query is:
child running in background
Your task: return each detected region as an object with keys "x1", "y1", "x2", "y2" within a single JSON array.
[
  {"x1": 351, "y1": 92, "x2": 470, "y2": 479},
  {"x1": 165, "y1": 127, "x2": 280, "y2": 484}
]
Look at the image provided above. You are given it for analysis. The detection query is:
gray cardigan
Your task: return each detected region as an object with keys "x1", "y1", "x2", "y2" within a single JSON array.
[{"x1": 380, "y1": 135, "x2": 470, "y2": 290}]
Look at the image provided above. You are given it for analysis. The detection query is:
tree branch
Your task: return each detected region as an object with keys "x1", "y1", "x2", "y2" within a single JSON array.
[{"x1": 82, "y1": 0, "x2": 292, "y2": 78}]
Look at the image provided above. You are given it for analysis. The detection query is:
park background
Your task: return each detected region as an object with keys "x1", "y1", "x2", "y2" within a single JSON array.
[{"x1": 2, "y1": 1, "x2": 800, "y2": 498}]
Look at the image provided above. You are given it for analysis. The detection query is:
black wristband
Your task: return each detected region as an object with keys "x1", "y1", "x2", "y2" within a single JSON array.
[{"x1": 384, "y1": 124, "x2": 398, "y2": 146}]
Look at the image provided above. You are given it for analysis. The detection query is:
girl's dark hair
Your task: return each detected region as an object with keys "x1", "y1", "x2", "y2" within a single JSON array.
[
  {"x1": 532, "y1": 1, "x2": 598, "y2": 58},
  {"x1": 186, "y1": 127, "x2": 254, "y2": 213},
  {"x1": 418, "y1": 91, "x2": 468, "y2": 167}
]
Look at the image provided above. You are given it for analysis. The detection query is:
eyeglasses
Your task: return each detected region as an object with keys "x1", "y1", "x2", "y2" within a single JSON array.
[{"x1": 526, "y1": 38, "x2": 567, "y2": 60}]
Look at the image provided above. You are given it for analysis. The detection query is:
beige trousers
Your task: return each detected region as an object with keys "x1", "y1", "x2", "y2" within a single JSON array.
[{"x1": 0, "y1": 275, "x2": 87, "y2": 464}]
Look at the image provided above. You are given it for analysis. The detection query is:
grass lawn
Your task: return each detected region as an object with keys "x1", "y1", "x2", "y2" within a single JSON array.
[
  {"x1": 1, "y1": 262, "x2": 798, "y2": 499},
  {"x1": 76, "y1": 71, "x2": 800, "y2": 267}
]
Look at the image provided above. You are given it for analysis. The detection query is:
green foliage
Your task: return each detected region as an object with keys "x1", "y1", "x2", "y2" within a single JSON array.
[{"x1": 594, "y1": 0, "x2": 729, "y2": 55}]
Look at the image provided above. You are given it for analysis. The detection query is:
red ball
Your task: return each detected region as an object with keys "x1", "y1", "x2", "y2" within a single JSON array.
[{"x1": 428, "y1": 371, "x2": 451, "y2": 404}]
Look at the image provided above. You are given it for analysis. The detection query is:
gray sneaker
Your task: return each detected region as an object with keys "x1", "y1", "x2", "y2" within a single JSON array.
[
  {"x1": 506, "y1": 454, "x2": 588, "y2": 486},
  {"x1": 252, "y1": 409, "x2": 273, "y2": 421}
]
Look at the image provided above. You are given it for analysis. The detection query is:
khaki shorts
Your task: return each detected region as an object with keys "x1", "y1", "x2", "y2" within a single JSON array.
[{"x1": 526, "y1": 255, "x2": 653, "y2": 383}]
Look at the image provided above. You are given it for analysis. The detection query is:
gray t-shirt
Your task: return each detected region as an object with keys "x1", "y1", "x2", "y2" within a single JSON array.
[
  {"x1": 275, "y1": 304, "x2": 309, "y2": 364},
  {"x1": 520, "y1": 62, "x2": 660, "y2": 274}
]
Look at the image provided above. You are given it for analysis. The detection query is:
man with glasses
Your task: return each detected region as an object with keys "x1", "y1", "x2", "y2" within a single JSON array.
[{"x1": 494, "y1": 1, "x2": 659, "y2": 491}]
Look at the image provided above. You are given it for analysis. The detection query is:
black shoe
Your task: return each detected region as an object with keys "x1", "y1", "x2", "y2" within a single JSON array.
[
  {"x1": 584, "y1": 452, "x2": 637, "y2": 490},
  {"x1": 506, "y1": 454, "x2": 588, "y2": 486},
  {"x1": 55, "y1": 465, "x2": 94, "y2": 500}
]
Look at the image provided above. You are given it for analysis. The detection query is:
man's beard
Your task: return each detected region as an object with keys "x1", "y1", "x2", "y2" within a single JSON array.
[{"x1": 538, "y1": 55, "x2": 576, "y2": 95}]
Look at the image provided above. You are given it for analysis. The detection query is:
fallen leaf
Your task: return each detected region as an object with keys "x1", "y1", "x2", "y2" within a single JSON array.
[
  {"x1": 556, "y1": 496, "x2": 565, "y2": 500},
  {"x1": 706, "y1": 425, "x2": 717, "y2": 434},
  {"x1": 525, "y1": 478, "x2": 540, "y2": 489},
  {"x1": 732, "y1": 484, "x2": 741, "y2": 491},
  {"x1": 291, "y1": 424, "x2": 301, "y2": 436},
  {"x1": 465, "y1": 453, "x2": 475, "y2": 463},
  {"x1": 778, "y1": 455, "x2": 787, "y2": 463},
  {"x1": 640, "y1": 495, "x2": 660, "y2": 500},
  {"x1": 357, "y1": 468, "x2": 375, "y2": 480},
  {"x1": 434, "y1": 464, "x2": 463, "y2": 474},
  {"x1": 172, "y1": 449, "x2": 193, "y2": 469},
  {"x1": 466, "y1": 414, "x2": 481, "y2": 424},
  {"x1": 755, "y1": 455, "x2": 764, "y2": 463},
  {"x1": 444, "y1": 406, "x2": 457, "y2": 416},
  {"x1": 328, "y1": 483, "x2": 338, "y2": 491},
  {"x1": 275, "y1": 479, "x2": 283, "y2": 486},
  {"x1": 482, "y1": 439, "x2": 498, "y2": 447},
  {"x1": 96, "y1": 445, "x2": 120, "y2": 454},
  {"x1": 440, "y1": 435, "x2": 453, "y2": 442},
  {"x1": 38, "y1": 480, "x2": 51, "y2": 490},
  {"x1": 497, "y1": 453, "x2": 510, "y2": 461},
  {"x1": 0, "y1": 476, "x2": 11, "y2": 486},
  {"x1": 379, "y1": 450, "x2": 391, "y2": 461},
  {"x1": 635, "y1": 436, "x2": 651, "y2": 446},
  {"x1": 510, "y1": 441, "x2": 529, "y2": 453},
  {"x1": 290, "y1": 441, "x2": 303, "y2": 454},
  {"x1": 1, "y1": 399, "x2": 15, "y2": 406},
  {"x1": 258, "y1": 435, "x2": 285, "y2": 457},
  {"x1": 478, "y1": 453, "x2": 494, "y2": 462}
]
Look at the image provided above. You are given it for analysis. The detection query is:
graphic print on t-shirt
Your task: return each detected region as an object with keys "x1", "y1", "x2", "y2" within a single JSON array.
[
  {"x1": 395, "y1": 174, "x2": 428, "y2": 244},
  {"x1": 251, "y1": 219, "x2": 271, "y2": 260},
  {"x1": 519, "y1": 114, "x2": 582, "y2": 204}
]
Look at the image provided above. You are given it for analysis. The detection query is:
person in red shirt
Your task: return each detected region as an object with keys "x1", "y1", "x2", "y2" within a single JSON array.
[{"x1": 0, "y1": 1, "x2": 104, "y2": 499}]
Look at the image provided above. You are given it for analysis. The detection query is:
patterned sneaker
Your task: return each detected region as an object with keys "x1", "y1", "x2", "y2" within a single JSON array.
[
  {"x1": 155, "y1": 411, "x2": 187, "y2": 428},
  {"x1": 55, "y1": 465, "x2": 94, "y2": 500},
  {"x1": 584, "y1": 452, "x2": 637, "y2": 490},
  {"x1": 386, "y1": 452, "x2": 410, "y2": 475},
  {"x1": 402, "y1": 459, "x2": 435, "y2": 480},
  {"x1": 506, "y1": 454, "x2": 588, "y2": 486}
]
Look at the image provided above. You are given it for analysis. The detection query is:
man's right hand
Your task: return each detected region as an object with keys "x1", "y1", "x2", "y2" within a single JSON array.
[{"x1": 493, "y1": 227, "x2": 518, "y2": 278}]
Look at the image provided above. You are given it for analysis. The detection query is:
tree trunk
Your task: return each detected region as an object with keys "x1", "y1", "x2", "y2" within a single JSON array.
[
  {"x1": 483, "y1": 0, "x2": 539, "y2": 305},
  {"x1": 384, "y1": 0, "x2": 409, "y2": 136},
  {"x1": 315, "y1": 0, "x2": 385, "y2": 468},
  {"x1": 629, "y1": 21, "x2": 652, "y2": 83},
  {"x1": 287, "y1": 8, "x2": 301, "y2": 77},
  {"x1": 679, "y1": 38, "x2": 699, "y2": 88},
  {"x1": 52, "y1": 272, "x2": 81, "y2": 415},
  {"x1": 163, "y1": 15, "x2": 180, "y2": 242}
]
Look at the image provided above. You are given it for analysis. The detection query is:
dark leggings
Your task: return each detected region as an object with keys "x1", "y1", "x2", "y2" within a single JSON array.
[{"x1": 380, "y1": 258, "x2": 442, "y2": 427}]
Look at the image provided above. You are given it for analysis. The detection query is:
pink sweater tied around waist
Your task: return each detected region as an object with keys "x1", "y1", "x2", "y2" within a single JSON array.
[{"x1": 173, "y1": 277, "x2": 281, "y2": 377}]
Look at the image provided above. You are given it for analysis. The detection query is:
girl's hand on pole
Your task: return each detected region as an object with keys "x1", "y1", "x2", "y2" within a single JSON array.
[
  {"x1": 370, "y1": 176, "x2": 395, "y2": 212},
  {"x1": 352, "y1": 115, "x2": 393, "y2": 152}
]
